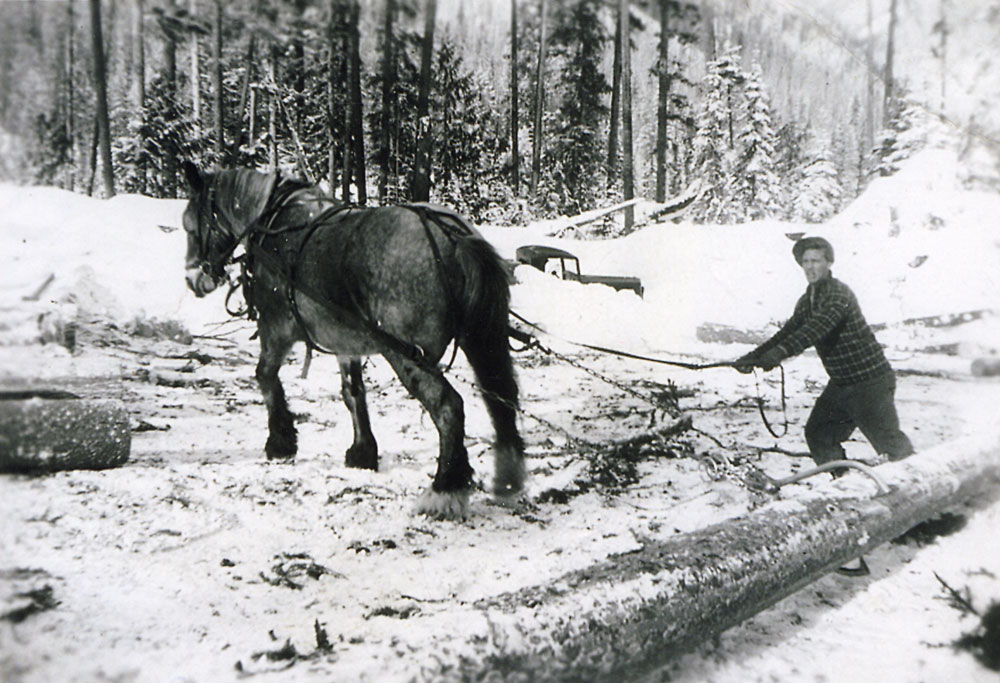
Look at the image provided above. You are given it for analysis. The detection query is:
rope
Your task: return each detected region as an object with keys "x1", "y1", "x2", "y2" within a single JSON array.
[
  {"x1": 753, "y1": 365, "x2": 789, "y2": 438},
  {"x1": 510, "y1": 310, "x2": 733, "y2": 370},
  {"x1": 510, "y1": 310, "x2": 789, "y2": 437},
  {"x1": 744, "y1": 459, "x2": 889, "y2": 495}
]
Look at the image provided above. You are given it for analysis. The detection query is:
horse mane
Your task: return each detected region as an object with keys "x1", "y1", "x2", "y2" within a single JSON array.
[{"x1": 267, "y1": 174, "x2": 349, "y2": 216}]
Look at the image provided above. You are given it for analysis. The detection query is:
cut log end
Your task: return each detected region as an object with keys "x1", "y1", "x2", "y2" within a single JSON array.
[
  {"x1": 0, "y1": 396, "x2": 131, "y2": 473},
  {"x1": 971, "y1": 358, "x2": 1000, "y2": 378}
]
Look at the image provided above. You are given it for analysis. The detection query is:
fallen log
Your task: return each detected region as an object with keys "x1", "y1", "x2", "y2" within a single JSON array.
[
  {"x1": 0, "y1": 392, "x2": 131, "y2": 473},
  {"x1": 971, "y1": 357, "x2": 1000, "y2": 377},
  {"x1": 550, "y1": 198, "x2": 644, "y2": 237},
  {"x1": 425, "y1": 433, "x2": 1000, "y2": 681},
  {"x1": 699, "y1": 309, "x2": 997, "y2": 347},
  {"x1": 696, "y1": 322, "x2": 771, "y2": 345},
  {"x1": 871, "y1": 308, "x2": 995, "y2": 332}
]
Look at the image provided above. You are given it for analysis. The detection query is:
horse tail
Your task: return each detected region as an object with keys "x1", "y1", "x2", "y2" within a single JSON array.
[{"x1": 452, "y1": 228, "x2": 526, "y2": 496}]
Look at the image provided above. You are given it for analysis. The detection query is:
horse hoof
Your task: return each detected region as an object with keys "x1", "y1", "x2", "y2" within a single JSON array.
[
  {"x1": 492, "y1": 454, "x2": 526, "y2": 496},
  {"x1": 413, "y1": 487, "x2": 471, "y2": 521},
  {"x1": 345, "y1": 443, "x2": 378, "y2": 471},
  {"x1": 265, "y1": 434, "x2": 297, "y2": 460}
]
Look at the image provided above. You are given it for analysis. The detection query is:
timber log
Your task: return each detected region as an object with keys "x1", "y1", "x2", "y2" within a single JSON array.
[
  {"x1": 432, "y1": 434, "x2": 1000, "y2": 681},
  {"x1": 0, "y1": 392, "x2": 131, "y2": 473}
]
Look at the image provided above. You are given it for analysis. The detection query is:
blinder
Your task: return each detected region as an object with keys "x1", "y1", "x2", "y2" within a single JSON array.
[{"x1": 188, "y1": 181, "x2": 238, "y2": 287}]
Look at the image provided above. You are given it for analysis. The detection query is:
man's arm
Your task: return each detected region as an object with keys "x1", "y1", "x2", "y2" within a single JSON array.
[
  {"x1": 769, "y1": 288, "x2": 851, "y2": 360},
  {"x1": 733, "y1": 299, "x2": 807, "y2": 371}
]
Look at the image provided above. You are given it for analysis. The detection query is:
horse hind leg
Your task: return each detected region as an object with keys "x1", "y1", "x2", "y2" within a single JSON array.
[
  {"x1": 255, "y1": 324, "x2": 298, "y2": 460},
  {"x1": 384, "y1": 353, "x2": 473, "y2": 520},
  {"x1": 338, "y1": 357, "x2": 378, "y2": 471},
  {"x1": 460, "y1": 337, "x2": 526, "y2": 501}
]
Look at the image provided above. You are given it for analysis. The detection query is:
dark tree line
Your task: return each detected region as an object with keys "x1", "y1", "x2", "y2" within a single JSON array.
[{"x1": 0, "y1": 0, "x2": 930, "y2": 226}]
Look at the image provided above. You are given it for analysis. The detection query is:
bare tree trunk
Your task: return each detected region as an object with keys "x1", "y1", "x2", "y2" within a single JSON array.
[
  {"x1": 293, "y1": 0, "x2": 307, "y2": 138},
  {"x1": 607, "y1": 16, "x2": 621, "y2": 184},
  {"x1": 410, "y1": 0, "x2": 436, "y2": 202},
  {"x1": 530, "y1": 0, "x2": 547, "y2": 198},
  {"x1": 328, "y1": 0, "x2": 339, "y2": 193},
  {"x1": 703, "y1": 0, "x2": 716, "y2": 63},
  {"x1": 936, "y1": 0, "x2": 947, "y2": 111},
  {"x1": 619, "y1": 0, "x2": 634, "y2": 230},
  {"x1": 341, "y1": 5, "x2": 353, "y2": 201},
  {"x1": 164, "y1": 0, "x2": 178, "y2": 197},
  {"x1": 377, "y1": 0, "x2": 396, "y2": 202},
  {"x1": 90, "y1": 0, "x2": 115, "y2": 197},
  {"x1": 28, "y1": 0, "x2": 42, "y2": 53},
  {"x1": 347, "y1": 0, "x2": 366, "y2": 205},
  {"x1": 268, "y1": 47, "x2": 278, "y2": 172},
  {"x1": 66, "y1": 0, "x2": 77, "y2": 191},
  {"x1": 340, "y1": 4, "x2": 354, "y2": 202},
  {"x1": 249, "y1": 86, "x2": 257, "y2": 148},
  {"x1": 132, "y1": 0, "x2": 146, "y2": 194},
  {"x1": 883, "y1": 0, "x2": 898, "y2": 126},
  {"x1": 229, "y1": 35, "x2": 255, "y2": 164},
  {"x1": 87, "y1": 119, "x2": 99, "y2": 196},
  {"x1": 654, "y1": 0, "x2": 670, "y2": 203},
  {"x1": 864, "y1": 0, "x2": 874, "y2": 152},
  {"x1": 211, "y1": 0, "x2": 223, "y2": 161},
  {"x1": 510, "y1": 0, "x2": 519, "y2": 195},
  {"x1": 189, "y1": 0, "x2": 200, "y2": 122}
]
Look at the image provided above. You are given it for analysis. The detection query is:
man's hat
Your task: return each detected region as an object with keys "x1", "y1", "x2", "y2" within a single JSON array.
[{"x1": 792, "y1": 236, "x2": 835, "y2": 264}]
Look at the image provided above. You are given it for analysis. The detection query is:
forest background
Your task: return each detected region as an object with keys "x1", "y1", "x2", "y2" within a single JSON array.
[{"x1": 1, "y1": 0, "x2": 998, "y2": 230}]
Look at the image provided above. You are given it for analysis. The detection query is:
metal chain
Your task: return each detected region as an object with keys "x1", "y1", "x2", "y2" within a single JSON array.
[{"x1": 529, "y1": 342, "x2": 682, "y2": 418}]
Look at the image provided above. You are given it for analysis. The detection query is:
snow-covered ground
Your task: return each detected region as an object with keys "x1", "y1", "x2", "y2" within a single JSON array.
[{"x1": 1, "y1": 146, "x2": 998, "y2": 682}]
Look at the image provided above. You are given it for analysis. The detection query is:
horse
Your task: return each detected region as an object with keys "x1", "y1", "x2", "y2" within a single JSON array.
[{"x1": 180, "y1": 162, "x2": 525, "y2": 519}]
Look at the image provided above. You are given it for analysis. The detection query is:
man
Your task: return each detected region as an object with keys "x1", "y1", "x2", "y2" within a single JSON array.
[{"x1": 734, "y1": 236, "x2": 914, "y2": 467}]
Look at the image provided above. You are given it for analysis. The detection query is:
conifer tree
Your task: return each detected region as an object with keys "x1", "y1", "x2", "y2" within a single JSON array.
[
  {"x1": 691, "y1": 49, "x2": 736, "y2": 223},
  {"x1": 872, "y1": 94, "x2": 929, "y2": 178},
  {"x1": 732, "y1": 61, "x2": 781, "y2": 221},
  {"x1": 547, "y1": 0, "x2": 609, "y2": 214},
  {"x1": 774, "y1": 120, "x2": 807, "y2": 215},
  {"x1": 653, "y1": 0, "x2": 700, "y2": 202},
  {"x1": 793, "y1": 143, "x2": 842, "y2": 223}
]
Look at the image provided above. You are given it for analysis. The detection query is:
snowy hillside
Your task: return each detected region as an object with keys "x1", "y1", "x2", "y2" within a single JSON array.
[{"x1": 3, "y1": 147, "x2": 998, "y2": 365}]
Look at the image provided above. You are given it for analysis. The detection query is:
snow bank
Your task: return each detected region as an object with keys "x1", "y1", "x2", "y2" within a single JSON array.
[
  {"x1": 2, "y1": 145, "x2": 997, "y2": 357},
  {"x1": 482, "y1": 146, "x2": 1000, "y2": 356},
  {"x1": 0, "y1": 184, "x2": 221, "y2": 339}
]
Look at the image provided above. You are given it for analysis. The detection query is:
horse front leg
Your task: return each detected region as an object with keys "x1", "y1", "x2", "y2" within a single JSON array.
[
  {"x1": 384, "y1": 353, "x2": 473, "y2": 520},
  {"x1": 338, "y1": 357, "x2": 378, "y2": 470},
  {"x1": 255, "y1": 323, "x2": 297, "y2": 460}
]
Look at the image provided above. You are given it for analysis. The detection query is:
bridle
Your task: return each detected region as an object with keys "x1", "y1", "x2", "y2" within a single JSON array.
[{"x1": 188, "y1": 182, "x2": 241, "y2": 286}]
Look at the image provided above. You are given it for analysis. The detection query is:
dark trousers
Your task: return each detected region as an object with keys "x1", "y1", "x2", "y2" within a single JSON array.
[{"x1": 805, "y1": 372, "x2": 914, "y2": 465}]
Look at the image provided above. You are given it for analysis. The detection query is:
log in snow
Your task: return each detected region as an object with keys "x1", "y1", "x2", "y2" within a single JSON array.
[
  {"x1": 971, "y1": 357, "x2": 1000, "y2": 377},
  {"x1": 443, "y1": 435, "x2": 1000, "y2": 680},
  {"x1": 0, "y1": 394, "x2": 131, "y2": 473}
]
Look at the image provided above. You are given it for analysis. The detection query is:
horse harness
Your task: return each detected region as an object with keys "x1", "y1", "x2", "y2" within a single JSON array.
[{"x1": 208, "y1": 179, "x2": 466, "y2": 374}]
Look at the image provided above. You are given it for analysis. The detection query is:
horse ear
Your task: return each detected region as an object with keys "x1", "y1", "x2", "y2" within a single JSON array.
[{"x1": 183, "y1": 162, "x2": 204, "y2": 194}]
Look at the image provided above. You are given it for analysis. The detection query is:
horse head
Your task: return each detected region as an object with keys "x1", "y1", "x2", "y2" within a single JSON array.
[{"x1": 182, "y1": 162, "x2": 278, "y2": 297}]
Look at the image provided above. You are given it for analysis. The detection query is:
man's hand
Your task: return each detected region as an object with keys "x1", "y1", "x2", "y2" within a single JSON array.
[
  {"x1": 756, "y1": 348, "x2": 784, "y2": 371},
  {"x1": 733, "y1": 353, "x2": 757, "y2": 374}
]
